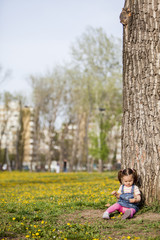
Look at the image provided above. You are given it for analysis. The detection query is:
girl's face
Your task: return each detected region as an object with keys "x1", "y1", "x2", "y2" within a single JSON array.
[{"x1": 122, "y1": 174, "x2": 133, "y2": 187}]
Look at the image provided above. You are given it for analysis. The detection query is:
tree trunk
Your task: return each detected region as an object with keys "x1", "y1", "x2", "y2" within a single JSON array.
[
  {"x1": 59, "y1": 132, "x2": 64, "y2": 173},
  {"x1": 59, "y1": 124, "x2": 68, "y2": 172},
  {"x1": 32, "y1": 106, "x2": 40, "y2": 172},
  {"x1": 121, "y1": 0, "x2": 160, "y2": 204},
  {"x1": 70, "y1": 116, "x2": 80, "y2": 172},
  {"x1": 5, "y1": 147, "x2": 11, "y2": 171},
  {"x1": 15, "y1": 101, "x2": 23, "y2": 171},
  {"x1": 84, "y1": 111, "x2": 91, "y2": 172}
]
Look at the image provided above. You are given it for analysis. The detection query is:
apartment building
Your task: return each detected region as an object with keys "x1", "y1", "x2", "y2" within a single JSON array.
[
  {"x1": 0, "y1": 101, "x2": 35, "y2": 169},
  {"x1": 0, "y1": 102, "x2": 19, "y2": 153},
  {"x1": 22, "y1": 106, "x2": 35, "y2": 169}
]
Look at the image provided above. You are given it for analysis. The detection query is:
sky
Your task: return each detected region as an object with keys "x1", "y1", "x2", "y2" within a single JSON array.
[{"x1": 0, "y1": 0, "x2": 124, "y2": 96}]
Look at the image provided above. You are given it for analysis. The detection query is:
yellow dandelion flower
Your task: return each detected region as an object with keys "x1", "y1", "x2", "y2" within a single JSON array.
[
  {"x1": 12, "y1": 217, "x2": 16, "y2": 220},
  {"x1": 127, "y1": 237, "x2": 131, "y2": 239},
  {"x1": 25, "y1": 235, "x2": 30, "y2": 238},
  {"x1": 41, "y1": 221, "x2": 44, "y2": 224},
  {"x1": 36, "y1": 233, "x2": 39, "y2": 236}
]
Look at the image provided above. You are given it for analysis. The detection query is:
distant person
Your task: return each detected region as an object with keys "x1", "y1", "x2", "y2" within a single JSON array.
[
  {"x1": 56, "y1": 163, "x2": 60, "y2": 173},
  {"x1": 103, "y1": 168, "x2": 141, "y2": 220},
  {"x1": 63, "y1": 159, "x2": 67, "y2": 172}
]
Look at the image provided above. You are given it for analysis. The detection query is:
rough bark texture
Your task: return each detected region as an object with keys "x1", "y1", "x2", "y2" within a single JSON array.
[{"x1": 121, "y1": 0, "x2": 160, "y2": 204}]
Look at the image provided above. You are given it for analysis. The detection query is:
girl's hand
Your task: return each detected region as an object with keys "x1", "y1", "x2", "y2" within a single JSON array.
[
  {"x1": 130, "y1": 195, "x2": 141, "y2": 203},
  {"x1": 112, "y1": 191, "x2": 120, "y2": 198},
  {"x1": 111, "y1": 191, "x2": 117, "y2": 196},
  {"x1": 129, "y1": 198, "x2": 136, "y2": 203}
]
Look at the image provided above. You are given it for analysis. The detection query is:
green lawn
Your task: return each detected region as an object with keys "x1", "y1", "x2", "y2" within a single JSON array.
[{"x1": 0, "y1": 171, "x2": 160, "y2": 240}]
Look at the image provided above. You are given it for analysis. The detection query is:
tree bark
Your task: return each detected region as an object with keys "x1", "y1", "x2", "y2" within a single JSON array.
[
  {"x1": 70, "y1": 116, "x2": 80, "y2": 172},
  {"x1": 5, "y1": 147, "x2": 11, "y2": 171},
  {"x1": 121, "y1": 0, "x2": 160, "y2": 204}
]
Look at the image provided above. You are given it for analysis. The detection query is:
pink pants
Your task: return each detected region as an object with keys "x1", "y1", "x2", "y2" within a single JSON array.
[{"x1": 106, "y1": 203, "x2": 136, "y2": 218}]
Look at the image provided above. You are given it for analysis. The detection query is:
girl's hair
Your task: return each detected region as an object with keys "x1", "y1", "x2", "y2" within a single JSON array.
[{"x1": 118, "y1": 168, "x2": 138, "y2": 184}]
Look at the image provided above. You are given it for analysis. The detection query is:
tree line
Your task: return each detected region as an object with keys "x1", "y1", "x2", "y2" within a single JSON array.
[{"x1": 0, "y1": 27, "x2": 122, "y2": 172}]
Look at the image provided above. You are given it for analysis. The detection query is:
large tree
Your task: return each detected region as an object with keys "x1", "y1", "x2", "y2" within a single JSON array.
[{"x1": 121, "y1": 0, "x2": 160, "y2": 204}]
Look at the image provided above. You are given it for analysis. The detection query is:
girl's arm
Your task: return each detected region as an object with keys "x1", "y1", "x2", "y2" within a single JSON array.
[
  {"x1": 111, "y1": 185, "x2": 122, "y2": 199},
  {"x1": 112, "y1": 191, "x2": 121, "y2": 199}
]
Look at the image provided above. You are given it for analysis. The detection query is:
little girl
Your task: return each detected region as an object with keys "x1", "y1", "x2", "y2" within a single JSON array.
[{"x1": 103, "y1": 168, "x2": 141, "y2": 220}]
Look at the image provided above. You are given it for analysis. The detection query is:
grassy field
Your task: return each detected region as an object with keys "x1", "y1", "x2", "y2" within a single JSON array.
[{"x1": 0, "y1": 171, "x2": 160, "y2": 240}]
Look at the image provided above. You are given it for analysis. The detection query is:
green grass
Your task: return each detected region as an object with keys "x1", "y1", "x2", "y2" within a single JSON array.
[{"x1": 0, "y1": 171, "x2": 160, "y2": 240}]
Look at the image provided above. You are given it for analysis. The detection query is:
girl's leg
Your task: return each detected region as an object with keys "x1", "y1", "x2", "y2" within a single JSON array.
[
  {"x1": 130, "y1": 208, "x2": 136, "y2": 218},
  {"x1": 103, "y1": 203, "x2": 122, "y2": 219},
  {"x1": 120, "y1": 206, "x2": 130, "y2": 214},
  {"x1": 106, "y1": 203, "x2": 122, "y2": 214},
  {"x1": 121, "y1": 207, "x2": 136, "y2": 219}
]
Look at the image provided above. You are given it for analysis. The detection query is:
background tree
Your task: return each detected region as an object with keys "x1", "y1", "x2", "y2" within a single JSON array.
[
  {"x1": 0, "y1": 92, "x2": 13, "y2": 170},
  {"x1": 30, "y1": 67, "x2": 66, "y2": 171},
  {"x1": 121, "y1": 0, "x2": 160, "y2": 204},
  {"x1": 67, "y1": 27, "x2": 122, "y2": 171},
  {"x1": 0, "y1": 65, "x2": 11, "y2": 86},
  {"x1": 15, "y1": 94, "x2": 27, "y2": 171},
  {"x1": 25, "y1": 27, "x2": 122, "y2": 173}
]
